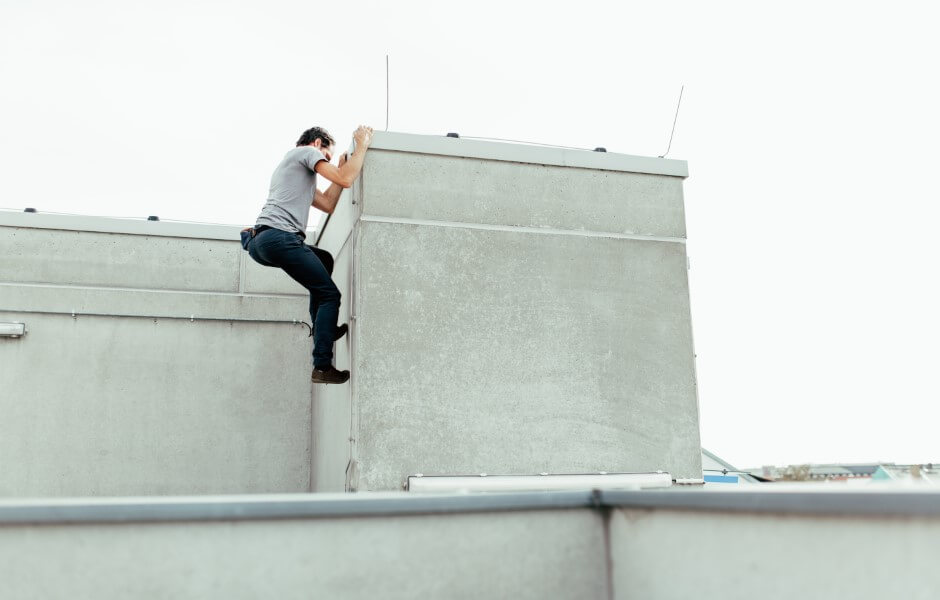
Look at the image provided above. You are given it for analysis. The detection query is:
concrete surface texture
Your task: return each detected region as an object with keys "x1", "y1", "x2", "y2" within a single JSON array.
[
  {"x1": 362, "y1": 150, "x2": 687, "y2": 237},
  {"x1": 610, "y1": 508, "x2": 940, "y2": 599},
  {"x1": 314, "y1": 132, "x2": 701, "y2": 490},
  {"x1": 310, "y1": 200, "x2": 357, "y2": 492},
  {"x1": 2, "y1": 131, "x2": 699, "y2": 496},
  {"x1": 0, "y1": 214, "x2": 314, "y2": 496},
  {"x1": 2, "y1": 488, "x2": 938, "y2": 600},
  {"x1": 0, "y1": 506, "x2": 607, "y2": 600}
]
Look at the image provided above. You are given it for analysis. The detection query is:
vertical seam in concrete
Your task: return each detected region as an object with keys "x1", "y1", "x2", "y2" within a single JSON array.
[
  {"x1": 309, "y1": 383, "x2": 315, "y2": 493},
  {"x1": 346, "y1": 217, "x2": 362, "y2": 492},
  {"x1": 595, "y1": 494, "x2": 616, "y2": 600},
  {"x1": 682, "y1": 243, "x2": 704, "y2": 477},
  {"x1": 349, "y1": 172, "x2": 363, "y2": 491},
  {"x1": 678, "y1": 181, "x2": 688, "y2": 239},
  {"x1": 356, "y1": 167, "x2": 364, "y2": 207}
]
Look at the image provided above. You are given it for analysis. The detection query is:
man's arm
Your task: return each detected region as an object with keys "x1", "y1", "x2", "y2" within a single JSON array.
[
  {"x1": 314, "y1": 125, "x2": 373, "y2": 188},
  {"x1": 313, "y1": 153, "x2": 347, "y2": 214},
  {"x1": 313, "y1": 187, "x2": 342, "y2": 213}
]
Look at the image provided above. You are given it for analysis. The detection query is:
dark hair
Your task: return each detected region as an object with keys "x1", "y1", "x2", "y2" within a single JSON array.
[{"x1": 296, "y1": 126, "x2": 335, "y2": 148}]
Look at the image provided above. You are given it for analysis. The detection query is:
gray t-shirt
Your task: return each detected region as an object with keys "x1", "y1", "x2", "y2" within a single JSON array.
[{"x1": 255, "y1": 146, "x2": 327, "y2": 236}]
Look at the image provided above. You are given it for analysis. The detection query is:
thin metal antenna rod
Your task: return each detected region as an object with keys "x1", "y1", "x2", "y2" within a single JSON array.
[
  {"x1": 385, "y1": 55, "x2": 389, "y2": 131},
  {"x1": 659, "y1": 85, "x2": 684, "y2": 158}
]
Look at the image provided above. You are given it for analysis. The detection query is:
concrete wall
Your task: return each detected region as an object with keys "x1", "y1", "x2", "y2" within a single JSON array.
[
  {"x1": 0, "y1": 213, "x2": 315, "y2": 496},
  {"x1": 2, "y1": 488, "x2": 937, "y2": 599},
  {"x1": 610, "y1": 508, "x2": 940, "y2": 599},
  {"x1": 0, "y1": 495, "x2": 608, "y2": 600},
  {"x1": 603, "y1": 486, "x2": 940, "y2": 599},
  {"x1": 2, "y1": 131, "x2": 700, "y2": 496},
  {"x1": 310, "y1": 181, "x2": 360, "y2": 492},
  {"x1": 313, "y1": 132, "x2": 701, "y2": 491},
  {"x1": 361, "y1": 149, "x2": 687, "y2": 236}
]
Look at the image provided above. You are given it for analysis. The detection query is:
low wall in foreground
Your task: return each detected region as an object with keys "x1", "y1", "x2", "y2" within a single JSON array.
[{"x1": 1, "y1": 487, "x2": 936, "y2": 599}]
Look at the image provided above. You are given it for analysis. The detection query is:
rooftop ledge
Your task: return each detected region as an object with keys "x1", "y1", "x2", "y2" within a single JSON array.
[
  {"x1": 3, "y1": 486, "x2": 940, "y2": 524},
  {"x1": 0, "y1": 210, "x2": 308, "y2": 242},
  {"x1": 370, "y1": 131, "x2": 689, "y2": 178},
  {"x1": 0, "y1": 132, "x2": 685, "y2": 238}
]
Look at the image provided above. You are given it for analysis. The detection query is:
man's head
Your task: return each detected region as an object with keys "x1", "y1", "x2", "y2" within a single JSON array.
[{"x1": 296, "y1": 126, "x2": 335, "y2": 161}]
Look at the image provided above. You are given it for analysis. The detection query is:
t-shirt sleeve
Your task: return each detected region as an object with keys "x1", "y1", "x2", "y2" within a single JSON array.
[{"x1": 300, "y1": 147, "x2": 327, "y2": 171}]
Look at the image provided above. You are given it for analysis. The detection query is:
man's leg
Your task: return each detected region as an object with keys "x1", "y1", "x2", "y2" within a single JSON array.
[
  {"x1": 309, "y1": 295, "x2": 320, "y2": 338},
  {"x1": 280, "y1": 248, "x2": 341, "y2": 369},
  {"x1": 251, "y1": 229, "x2": 345, "y2": 378},
  {"x1": 309, "y1": 245, "x2": 334, "y2": 275},
  {"x1": 306, "y1": 245, "x2": 347, "y2": 348}
]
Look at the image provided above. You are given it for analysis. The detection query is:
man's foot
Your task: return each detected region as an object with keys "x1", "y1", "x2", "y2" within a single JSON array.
[
  {"x1": 312, "y1": 365, "x2": 350, "y2": 384},
  {"x1": 334, "y1": 323, "x2": 348, "y2": 341}
]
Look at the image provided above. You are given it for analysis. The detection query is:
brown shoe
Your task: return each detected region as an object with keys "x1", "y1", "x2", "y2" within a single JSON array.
[
  {"x1": 312, "y1": 365, "x2": 350, "y2": 384},
  {"x1": 334, "y1": 323, "x2": 348, "y2": 341}
]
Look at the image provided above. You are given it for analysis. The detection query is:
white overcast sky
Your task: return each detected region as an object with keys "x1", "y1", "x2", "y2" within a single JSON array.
[{"x1": 2, "y1": 1, "x2": 938, "y2": 468}]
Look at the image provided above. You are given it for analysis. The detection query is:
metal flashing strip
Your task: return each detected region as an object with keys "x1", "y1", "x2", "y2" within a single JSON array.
[
  {"x1": 370, "y1": 131, "x2": 689, "y2": 178},
  {"x1": 0, "y1": 211, "x2": 318, "y2": 242},
  {"x1": 0, "y1": 491, "x2": 596, "y2": 525},
  {"x1": 599, "y1": 488, "x2": 940, "y2": 517},
  {"x1": 360, "y1": 215, "x2": 687, "y2": 244},
  {"x1": 406, "y1": 472, "x2": 673, "y2": 493},
  {"x1": 0, "y1": 307, "x2": 312, "y2": 334},
  {"x1": 3, "y1": 487, "x2": 940, "y2": 525}
]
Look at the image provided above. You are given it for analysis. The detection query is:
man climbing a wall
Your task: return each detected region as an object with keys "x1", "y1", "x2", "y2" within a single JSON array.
[{"x1": 246, "y1": 125, "x2": 374, "y2": 384}]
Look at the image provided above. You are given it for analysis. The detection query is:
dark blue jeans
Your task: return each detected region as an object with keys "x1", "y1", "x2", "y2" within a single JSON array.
[{"x1": 248, "y1": 228, "x2": 341, "y2": 368}]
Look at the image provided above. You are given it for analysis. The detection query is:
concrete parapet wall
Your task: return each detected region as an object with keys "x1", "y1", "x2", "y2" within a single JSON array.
[
  {"x1": 611, "y1": 507, "x2": 939, "y2": 599},
  {"x1": 1, "y1": 488, "x2": 937, "y2": 599},
  {"x1": 0, "y1": 494, "x2": 607, "y2": 600},
  {"x1": 0, "y1": 217, "x2": 306, "y2": 297},
  {"x1": 310, "y1": 209, "x2": 356, "y2": 493},
  {"x1": 363, "y1": 150, "x2": 687, "y2": 238},
  {"x1": 1, "y1": 131, "x2": 700, "y2": 495},
  {"x1": 0, "y1": 214, "x2": 315, "y2": 497},
  {"x1": 353, "y1": 220, "x2": 699, "y2": 489},
  {"x1": 313, "y1": 131, "x2": 701, "y2": 490}
]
